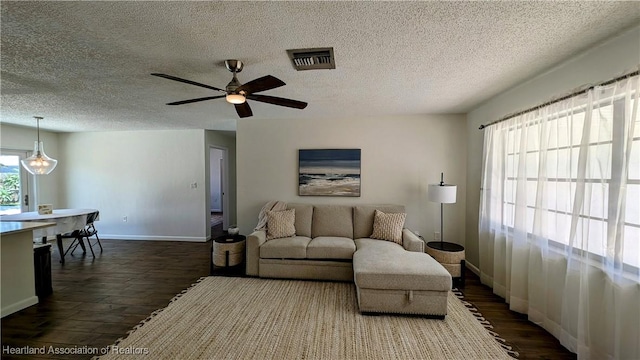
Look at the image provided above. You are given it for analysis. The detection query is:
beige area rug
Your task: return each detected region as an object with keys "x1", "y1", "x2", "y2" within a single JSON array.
[{"x1": 96, "y1": 277, "x2": 516, "y2": 360}]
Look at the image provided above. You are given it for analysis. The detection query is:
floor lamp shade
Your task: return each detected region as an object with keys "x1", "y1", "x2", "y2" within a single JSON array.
[{"x1": 428, "y1": 184, "x2": 457, "y2": 204}]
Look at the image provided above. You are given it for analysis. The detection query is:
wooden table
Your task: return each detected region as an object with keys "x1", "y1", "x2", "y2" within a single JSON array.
[{"x1": 0, "y1": 209, "x2": 99, "y2": 264}]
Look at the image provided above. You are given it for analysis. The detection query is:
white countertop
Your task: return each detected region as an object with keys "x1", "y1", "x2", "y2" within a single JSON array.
[
  {"x1": 0, "y1": 209, "x2": 99, "y2": 239},
  {"x1": 0, "y1": 209, "x2": 98, "y2": 221},
  {"x1": 0, "y1": 222, "x2": 55, "y2": 236}
]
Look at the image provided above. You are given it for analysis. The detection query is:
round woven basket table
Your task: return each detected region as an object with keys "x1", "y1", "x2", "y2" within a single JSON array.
[
  {"x1": 426, "y1": 241, "x2": 465, "y2": 285},
  {"x1": 213, "y1": 234, "x2": 246, "y2": 267}
]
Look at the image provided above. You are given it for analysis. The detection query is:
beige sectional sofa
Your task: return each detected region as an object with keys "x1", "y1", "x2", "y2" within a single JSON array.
[{"x1": 246, "y1": 203, "x2": 452, "y2": 317}]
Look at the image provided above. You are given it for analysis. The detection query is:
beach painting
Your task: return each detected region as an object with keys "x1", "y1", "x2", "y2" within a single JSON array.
[{"x1": 299, "y1": 149, "x2": 361, "y2": 197}]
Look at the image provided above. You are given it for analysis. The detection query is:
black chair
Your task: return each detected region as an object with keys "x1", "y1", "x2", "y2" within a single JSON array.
[
  {"x1": 79, "y1": 211, "x2": 102, "y2": 256},
  {"x1": 61, "y1": 211, "x2": 102, "y2": 258},
  {"x1": 60, "y1": 229, "x2": 86, "y2": 259}
]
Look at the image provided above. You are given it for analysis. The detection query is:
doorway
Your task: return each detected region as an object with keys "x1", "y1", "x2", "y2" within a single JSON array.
[
  {"x1": 0, "y1": 150, "x2": 32, "y2": 215},
  {"x1": 209, "y1": 147, "x2": 229, "y2": 234}
]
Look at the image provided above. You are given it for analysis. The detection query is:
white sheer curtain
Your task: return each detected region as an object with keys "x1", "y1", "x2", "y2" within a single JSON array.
[{"x1": 479, "y1": 72, "x2": 639, "y2": 359}]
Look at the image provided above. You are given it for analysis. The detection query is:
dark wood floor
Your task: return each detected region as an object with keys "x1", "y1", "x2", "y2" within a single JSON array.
[
  {"x1": 2, "y1": 231, "x2": 574, "y2": 360},
  {"x1": 1, "y1": 238, "x2": 211, "y2": 360},
  {"x1": 458, "y1": 273, "x2": 575, "y2": 360}
]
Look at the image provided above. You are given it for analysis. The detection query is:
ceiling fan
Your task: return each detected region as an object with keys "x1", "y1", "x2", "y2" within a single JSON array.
[{"x1": 151, "y1": 60, "x2": 308, "y2": 118}]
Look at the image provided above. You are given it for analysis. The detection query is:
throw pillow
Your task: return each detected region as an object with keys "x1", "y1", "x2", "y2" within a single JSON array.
[
  {"x1": 370, "y1": 209, "x2": 406, "y2": 245},
  {"x1": 267, "y1": 209, "x2": 296, "y2": 240}
]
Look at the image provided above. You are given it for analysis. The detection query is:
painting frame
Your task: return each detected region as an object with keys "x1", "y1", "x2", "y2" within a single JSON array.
[{"x1": 298, "y1": 149, "x2": 361, "y2": 197}]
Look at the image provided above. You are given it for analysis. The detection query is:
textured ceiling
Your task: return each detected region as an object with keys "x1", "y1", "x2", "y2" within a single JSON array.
[{"x1": 1, "y1": 1, "x2": 639, "y2": 133}]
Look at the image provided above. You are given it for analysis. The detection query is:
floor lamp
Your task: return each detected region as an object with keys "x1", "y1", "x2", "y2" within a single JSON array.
[{"x1": 427, "y1": 172, "x2": 462, "y2": 252}]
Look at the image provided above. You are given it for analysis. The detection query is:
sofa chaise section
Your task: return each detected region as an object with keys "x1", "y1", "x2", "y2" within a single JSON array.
[{"x1": 353, "y1": 238, "x2": 451, "y2": 317}]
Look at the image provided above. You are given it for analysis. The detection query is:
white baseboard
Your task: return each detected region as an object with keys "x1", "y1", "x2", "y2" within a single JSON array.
[
  {"x1": 466, "y1": 261, "x2": 480, "y2": 276},
  {"x1": 2, "y1": 296, "x2": 38, "y2": 318},
  {"x1": 101, "y1": 234, "x2": 209, "y2": 242}
]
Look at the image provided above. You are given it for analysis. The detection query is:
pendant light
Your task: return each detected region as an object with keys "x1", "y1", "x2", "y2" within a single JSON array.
[{"x1": 20, "y1": 116, "x2": 58, "y2": 175}]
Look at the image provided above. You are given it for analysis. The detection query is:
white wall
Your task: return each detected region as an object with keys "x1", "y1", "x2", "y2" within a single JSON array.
[
  {"x1": 465, "y1": 25, "x2": 640, "y2": 268},
  {"x1": 237, "y1": 114, "x2": 467, "y2": 243},
  {"x1": 2, "y1": 125, "x2": 237, "y2": 242},
  {"x1": 0, "y1": 123, "x2": 62, "y2": 208},
  {"x1": 59, "y1": 129, "x2": 208, "y2": 241}
]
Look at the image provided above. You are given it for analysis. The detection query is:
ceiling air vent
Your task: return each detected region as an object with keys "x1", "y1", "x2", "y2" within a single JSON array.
[{"x1": 286, "y1": 47, "x2": 335, "y2": 71}]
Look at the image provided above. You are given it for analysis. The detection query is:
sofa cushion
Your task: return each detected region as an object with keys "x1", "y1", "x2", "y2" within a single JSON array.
[
  {"x1": 266, "y1": 209, "x2": 296, "y2": 240},
  {"x1": 260, "y1": 236, "x2": 311, "y2": 259},
  {"x1": 307, "y1": 236, "x2": 356, "y2": 260},
  {"x1": 370, "y1": 210, "x2": 406, "y2": 244},
  {"x1": 353, "y1": 238, "x2": 451, "y2": 292},
  {"x1": 355, "y1": 238, "x2": 404, "y2": 252},
  {"x1": 353, "y1": 205, "x2": 405, "y2": 239},
  {"x1": 287, "y1": 203, "x2": 313, "y2": 238},
  {"x1": 311, "y1": 205, "x2": 354, "y2": 239}
]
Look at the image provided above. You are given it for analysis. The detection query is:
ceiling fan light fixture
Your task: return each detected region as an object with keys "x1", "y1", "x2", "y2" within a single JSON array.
[
  {"x1": 152, "y1": 60, "x2": 307, "y2": 117},
  {"x1": 226, "y1": 93, "x2": 246, "y2": 104}
]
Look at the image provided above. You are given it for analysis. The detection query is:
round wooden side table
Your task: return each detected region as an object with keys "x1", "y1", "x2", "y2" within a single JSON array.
[
  {"x1": 426, "y1": 241, "x2": 465, "y2": 286},
  {"x1": 212, "y1": 234, "x2": 246, "y2": 272}
]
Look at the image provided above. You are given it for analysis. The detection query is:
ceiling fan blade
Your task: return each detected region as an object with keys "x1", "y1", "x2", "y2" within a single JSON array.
[
  {"x1": 166, "y1": 95, "x2": 226, "y2": 105},
  {"x1": 235, "y1": 102, "x2": 253, "y2": 118},
  {"x1": 247, "y1": 94, "x2": 308, "y2": 109},
  {"x1": 237, "y1": 75, "x2": 285, "y2": 94},
  {"x1": 151, "y1": 73, "x2": 225, "y2": 93}
]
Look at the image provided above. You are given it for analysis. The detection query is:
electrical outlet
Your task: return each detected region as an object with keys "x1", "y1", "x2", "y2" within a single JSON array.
[
  {"x1": 123, "y1": 216, "x2": 128, "y2": 222},
  {"x1": 434, "y1": 231, "x2": 441, "y2": 241}
]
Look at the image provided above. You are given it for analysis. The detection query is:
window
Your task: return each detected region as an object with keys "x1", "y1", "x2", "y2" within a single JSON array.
[{"x1": 498, "y1": 94, "x2": 639, "y2": 269}]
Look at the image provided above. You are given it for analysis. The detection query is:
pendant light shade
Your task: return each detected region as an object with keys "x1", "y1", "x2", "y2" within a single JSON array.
[{"x1": 20, "y1": 117, "x2": 58, "y2": 175}]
